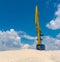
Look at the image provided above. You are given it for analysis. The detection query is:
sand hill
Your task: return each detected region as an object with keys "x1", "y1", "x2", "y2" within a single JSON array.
[{"x1": 0, "y1": 49, "x2": 60, "y2": 62}]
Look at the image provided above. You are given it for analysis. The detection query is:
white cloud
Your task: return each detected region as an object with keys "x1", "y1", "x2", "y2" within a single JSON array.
[
  {"x1": 18, "y1": 31, "x2": 37, "y2": 49},
  {"x1": 42, "y1": 35, "x2": 60, "y2": 50},
  {"x1": 0, "y1": 29, "x2": 37, "y2": 50},
  {"x1": 21, "y1": 34, "x2": 37, "y2": 40},
  {"x1": 20, "y1": 32, "x2": 60, "y2": 50},
  {"x1": 21, "y1": 44, "x2": 31, "y2": 49},
  {"x1": 0, "y1": 29, "x2": 60, "y2": 50},
  {"x1": 46, "y1": 4, "x2": 60, "y2": 30},
  {"x1": 21, "y1": 34, "x2": 60, "y2": 50},
  {"x1": 18, "y1": 31, "x2": 37, "y2": 40},
  {"x1": 0, "y1": 29, "x2": 21, "y2": 50}
]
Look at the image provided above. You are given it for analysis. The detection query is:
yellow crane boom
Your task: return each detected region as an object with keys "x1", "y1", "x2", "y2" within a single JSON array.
[{"x1": 35, "y1": 5, "x2": 41, "y2": 45}]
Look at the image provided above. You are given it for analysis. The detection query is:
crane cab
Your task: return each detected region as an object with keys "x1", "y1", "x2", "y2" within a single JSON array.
[{"x1": 36, "y1": 44, "x2": 45, "y2": 50}]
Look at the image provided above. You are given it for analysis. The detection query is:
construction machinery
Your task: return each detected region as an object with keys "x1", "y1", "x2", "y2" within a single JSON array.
[{"x1": 35, "y1": 5, "x2": 45, "y2": 50}]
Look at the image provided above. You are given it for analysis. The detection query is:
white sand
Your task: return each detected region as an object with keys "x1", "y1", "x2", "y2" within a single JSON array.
[{"x1": 0, "y1": 49, "x2": 60, "y2": 62}]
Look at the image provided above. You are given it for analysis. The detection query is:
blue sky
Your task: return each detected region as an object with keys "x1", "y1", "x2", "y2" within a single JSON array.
[
  {"x1": 0, "y1": 0, "x2": 60, "y2": 50},
  {"x1": 0, "y1": 0, "x2": 59, "y2": 36}
]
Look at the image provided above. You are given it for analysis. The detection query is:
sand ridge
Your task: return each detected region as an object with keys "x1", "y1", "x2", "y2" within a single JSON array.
[{"x1": 0, "y1": 49, "x2": 60, "y2": 62}]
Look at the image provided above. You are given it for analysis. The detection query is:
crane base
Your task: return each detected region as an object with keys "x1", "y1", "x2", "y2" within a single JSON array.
[{"x1": 36, "y1": 44, "x2": 45, "y2": 50}]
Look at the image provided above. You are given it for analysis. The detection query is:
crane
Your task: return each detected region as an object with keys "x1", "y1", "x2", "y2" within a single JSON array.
[{"x1": 35, "y1": 5, "x2": 45, "y2": 50}]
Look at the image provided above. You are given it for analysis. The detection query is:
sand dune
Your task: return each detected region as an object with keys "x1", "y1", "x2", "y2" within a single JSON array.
[{"x1": 0, "y1": 49, "x2": 60, "y2": 62}]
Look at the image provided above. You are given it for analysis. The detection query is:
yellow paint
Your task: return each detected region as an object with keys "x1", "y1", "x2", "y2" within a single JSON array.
[{"x1": 35, "y1": 5, "x2": 41, "y2": 45}]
